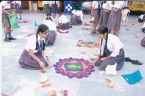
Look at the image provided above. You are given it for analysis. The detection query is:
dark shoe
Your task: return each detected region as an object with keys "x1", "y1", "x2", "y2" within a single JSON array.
[
  {"x1": 4, "y1": 38, "x2": 11, "y2": 42},
  {"x1": 8, "y1": 37, "x2": 16, "y2": 40}
]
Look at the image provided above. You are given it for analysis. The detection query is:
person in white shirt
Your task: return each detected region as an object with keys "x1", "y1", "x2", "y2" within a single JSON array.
[
  {"x1": 92, "y1": 25, "x2": 125, "y2": 71},
  {"x1": 56, "y1": 10, "x2": 71, "y2": 30},
  {"x1": 142, "y1": 22, "x2": 145, "y2": 33},
  {"x1": 107, "y1": 1, "x2": 124, "y2": 36},
  {"x1": 19, "y1": 24, "x2": 52, "y2": 82},
  {"x1": 99, "y1": 1, "x2": 111, "y2": 28},
  {"x1": 121, "y1": 7, "x2": 130, "y2": 27},
  {"x1": 91, "y1": 1, "x2": 102, "y2": 34},
  {"x1": 43, "y1": 13, "x2": 57, "y2": 46},
  {"x1": 2, "y1": 1, "x2": 16, "y2": 42},
  {"x1": 70, "y1": 9, "x2": 84, "y2": 25}
]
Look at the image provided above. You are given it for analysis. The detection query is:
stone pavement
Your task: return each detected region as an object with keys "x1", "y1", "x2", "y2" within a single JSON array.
[{"x1": 1, "y1": 12, "x2": 145, "y2": 96}]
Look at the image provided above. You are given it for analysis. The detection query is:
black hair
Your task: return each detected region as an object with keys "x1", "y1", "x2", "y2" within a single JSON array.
[
  {"x1": 58, "y1": 10, "x2": 62, "y2": 15},
  {"x1": 35, "y1": 24, "x2": 49, "y2": 51},
  {"x1": 97, "y1": 25, "x2": 109, "y2": 57},
  {"x1": 45, "y1": 16, "x2": 53, "y2": 21},
  {"x1": 97, "y1": 25, "x2": 109, "y2": 35},
  {"x1": 97, "y1": 26, "x2": 143, "y2": 65}
]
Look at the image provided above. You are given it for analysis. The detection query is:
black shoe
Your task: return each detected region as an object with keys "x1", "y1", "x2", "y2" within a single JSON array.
[
  {"x1": 8, "y1": 37, "x2": 16, "y2": 40},
  {"x1": 4, "y1": 38, "x2": 11, "y2": 42}
]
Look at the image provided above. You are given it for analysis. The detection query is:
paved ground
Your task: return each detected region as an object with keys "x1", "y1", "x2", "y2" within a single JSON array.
[{"x1": 1, "y1": 11, "x2": 145, "y2": 96}]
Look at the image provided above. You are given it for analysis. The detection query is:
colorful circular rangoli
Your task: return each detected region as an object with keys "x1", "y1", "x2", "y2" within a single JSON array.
[{"x1": 54, "y1": 58, "x2": 95, "y2": 78}]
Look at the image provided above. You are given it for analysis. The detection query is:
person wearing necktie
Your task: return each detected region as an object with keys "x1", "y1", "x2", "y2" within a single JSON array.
[{"x1": 19, "y1": 24, "x2": 52, "y2": 82}]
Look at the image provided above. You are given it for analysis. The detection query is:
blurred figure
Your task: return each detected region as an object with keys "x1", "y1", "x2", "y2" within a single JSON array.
[{"x1": 2, "y1": 1, "x2": 16, "y2": 42}]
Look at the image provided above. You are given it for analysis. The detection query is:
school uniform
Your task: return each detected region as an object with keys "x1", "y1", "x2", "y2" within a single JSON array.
[
  {"x1": 107, "y1": 1, "x2": 124, "y2": 36},
  {"x1": 56, "y1": 14, "x2": 70, "y2": 30},
  {"x1": 19, "y1": 35, "x2": 48, "y2": 70},
  {"x1": 12, "y1": 1, "x2": 22, "y2": 13},
  {"x1": 95, "y1": 34, "x2": 125, "y2": 71},
  {"x1": 99, "y1": 1, "x2": 111, "y2": 27},
  {"x1": 92, "y1": 1, "x2": 102, "y2": 26},
  {"x1": 43, "y1": 19, "x2": 57, "y2": 46},
  {"x1": 70, "y1": 10, "x2": 84, "y2": 25},
  {"x1": 2, "y1": 1, "x2": 11, "y2": 28}
]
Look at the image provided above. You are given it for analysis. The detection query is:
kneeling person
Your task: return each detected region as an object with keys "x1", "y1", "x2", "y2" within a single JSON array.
[{"x1": 92, "y1": 26, "x2": 125, "y2": 71}]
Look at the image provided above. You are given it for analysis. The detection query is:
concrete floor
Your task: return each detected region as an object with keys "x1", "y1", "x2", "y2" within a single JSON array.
[{"x1": 1, "y1": 12, "x2": 145, "y2": 96}]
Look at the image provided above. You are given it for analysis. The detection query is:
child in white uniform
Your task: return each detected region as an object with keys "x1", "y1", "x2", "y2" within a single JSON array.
[
  {"x1": 56, "y1": 10, "x2": 71, "y2": 30},
  {"x1": 70, "y1": 9, "x2": 85, "y2": 25},
  {"x1": 92, "y1": 25, "x2": 125, "y2": 71},
  {"x1": 43, "y1": 13, "x2": 57, "y2": 46},
  {"x1": 19, "y1": 24, "x2": 52, "y2": 82}
]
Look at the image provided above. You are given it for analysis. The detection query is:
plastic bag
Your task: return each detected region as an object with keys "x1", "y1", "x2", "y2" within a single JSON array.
[{"x1": 8, "y1": 13, "x2": 20, "y2": 29}]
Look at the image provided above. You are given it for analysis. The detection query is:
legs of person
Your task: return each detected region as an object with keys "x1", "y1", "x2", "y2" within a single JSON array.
[
  {"x1": 4, "y1": 27, "x2": 11, "y2": 42},
  {"x1": 94, "y1": 59, "x2": 103, "y2": 66},
  {"x1": 98, "y1": 58, "x2": 117, "y2": 71}
]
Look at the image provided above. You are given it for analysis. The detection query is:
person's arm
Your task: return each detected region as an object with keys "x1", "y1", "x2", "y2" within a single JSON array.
[
  {"x1": 2, "y1": 6, "x2": 11, "y2": 15},
  {"x1": 42, "y1": 51, "x2": 51, "y2": 67},
  {"x1": 28, "y1": 49, "x2": 46, "y2": 72}
]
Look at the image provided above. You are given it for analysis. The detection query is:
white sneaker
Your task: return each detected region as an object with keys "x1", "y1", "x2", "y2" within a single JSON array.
[
  {"x1": 39, "y1": 72, "x2": 48, "y2": 83},
  {"x1": 105, "y1": 64, "x2": 117, "y2": 75}
]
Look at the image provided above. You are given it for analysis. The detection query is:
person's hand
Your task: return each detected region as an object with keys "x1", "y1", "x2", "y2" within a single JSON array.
[
  {"x1": 39, "y1": 61, "x2": 46, "y2": 73},
  {"x1": 45, "y1": 59, "x2": 52, "y2": 67},
  {"x1": 100, "y1": 57, "x2": 107, "y2": 61},
  {"x1": 90, "y1": 56, "x2": 100, "y2": 65}
]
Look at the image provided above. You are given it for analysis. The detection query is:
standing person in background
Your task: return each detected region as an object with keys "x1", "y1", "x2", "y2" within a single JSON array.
[
  {"x1": 2, "y1": 1, "x2": 16, "y2": 42},
  {"x1": 12, "y1": 1, "x2": 22, "y2": 19},
  {"x1": 43, "y1": 1, "x2": 51, "y2": 15},
  {"x1": 91, "y1": 1, "x2": 102, "y2": 34},
  {"x1": 99, "y1": 1, "x2": 111, "y2": 28},
  {"x1": 107, "y1": 1, "x2": 124, "y2": 36},
  {"x1": 50, "y1": 1, "x2": 58, "y2": 18}
]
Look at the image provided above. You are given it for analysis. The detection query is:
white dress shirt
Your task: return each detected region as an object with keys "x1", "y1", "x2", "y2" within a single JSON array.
[
  {"x1": 58, "y1": 14, "x2": 69, "y2": 24},
  {"x1": 112, "y1": 1, "x2": 124, "y2": 9},
  {"x1": 72, "y1": 10, "x2": 84, "y2": 22},
  {"x1": 100, "y1": 34, "x2": 123, "y2": 57},
  {"x1": 25, "y1": 35, "x2": 45, "y2": 53},
  {"x1": 43, "y1": 19, "x2": 57, "y2": 31},
  {"x1": 92, "y1": 1, "x2": 100, "y2": 9}
]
